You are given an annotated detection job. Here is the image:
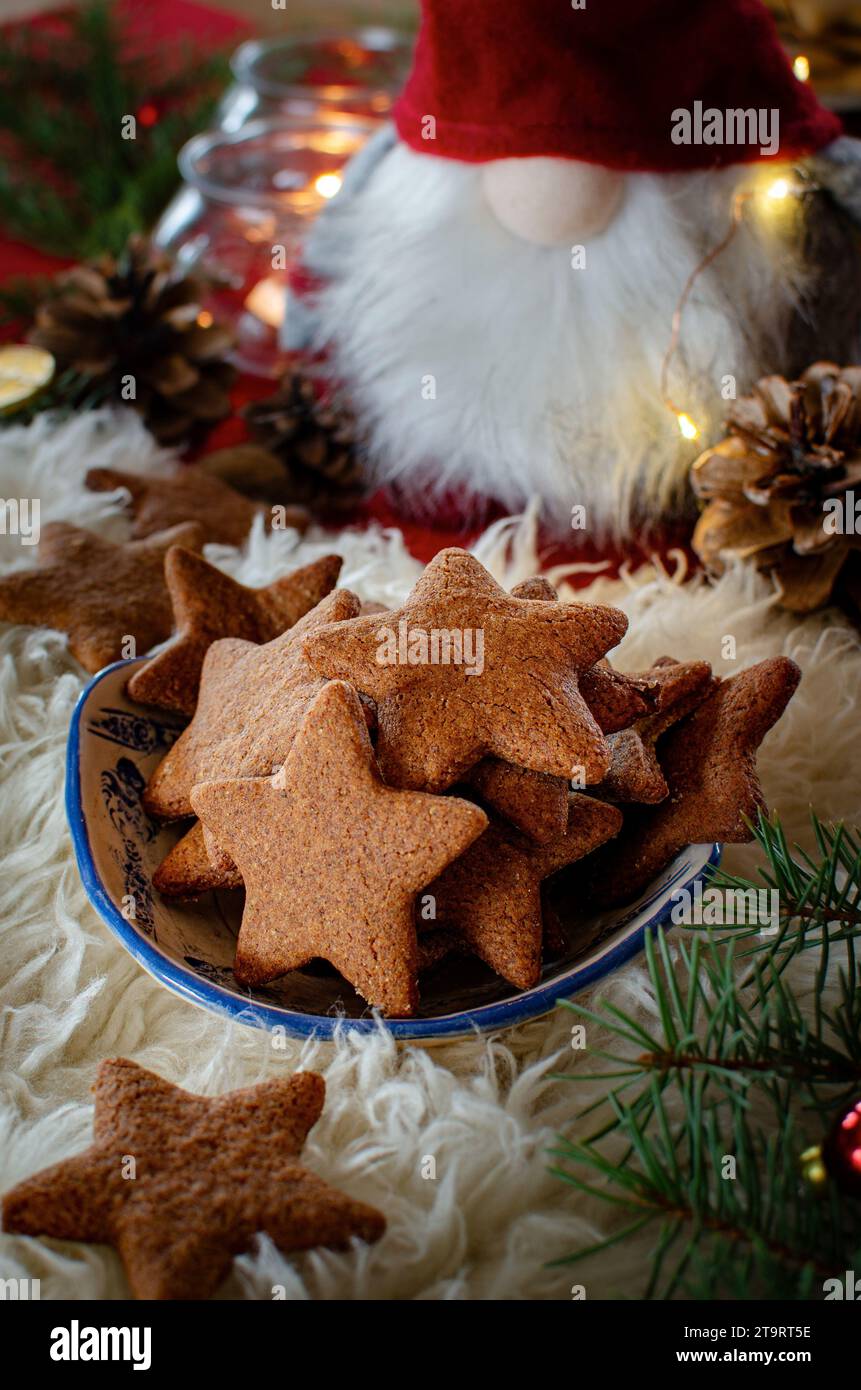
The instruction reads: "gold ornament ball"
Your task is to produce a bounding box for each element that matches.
[800,1144,829,1192]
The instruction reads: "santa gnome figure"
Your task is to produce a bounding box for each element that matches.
[298,0,861,536]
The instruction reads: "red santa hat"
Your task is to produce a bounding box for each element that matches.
[393,0,842,171]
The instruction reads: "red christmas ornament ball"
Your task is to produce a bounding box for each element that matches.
[823,1097,861,1197]
[136,103,159,129]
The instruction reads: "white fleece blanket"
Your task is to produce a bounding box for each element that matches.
[0,408,859,1301]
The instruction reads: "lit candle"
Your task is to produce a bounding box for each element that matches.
[244,276,287,329]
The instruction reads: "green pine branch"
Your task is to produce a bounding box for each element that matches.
[552,810,861,1298]
[0,1,230,259]
[551,1076,856,1299]
[706,813,861,960]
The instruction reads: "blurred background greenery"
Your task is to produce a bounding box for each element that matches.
[0,0,418,262]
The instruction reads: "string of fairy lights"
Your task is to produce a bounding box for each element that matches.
[661,172,815,441]
[663,43,819,442]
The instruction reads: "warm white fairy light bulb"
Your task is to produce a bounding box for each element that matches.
[676,412,700,441]
[664,174,813,436]
[315,173,343,199]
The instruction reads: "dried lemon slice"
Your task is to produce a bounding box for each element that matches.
[0,345,55,414]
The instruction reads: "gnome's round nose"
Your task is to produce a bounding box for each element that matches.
[481,158,625,244]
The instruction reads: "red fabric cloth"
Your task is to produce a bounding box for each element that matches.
[394,0,842,170]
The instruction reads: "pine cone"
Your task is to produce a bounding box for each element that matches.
[691,362,861,613]
[242,370,365,509]
[28,235,235,444]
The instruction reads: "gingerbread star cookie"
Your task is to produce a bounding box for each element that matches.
[425,794,623,989]
[462,577,651,840]
[153,820,243,897]
[143,587,361,821]
[595,657,716,804]
[302,549,625,793]
[580,660,657,733]
[0,520,204,673]
[191,681,488,1015]
[507,576,558,601]
[2,1060,385,1300]
[586,657,801,907]
[85,464,309,547]
[465,759,570,842]
[510,578,655,731]
[127,548,342,715]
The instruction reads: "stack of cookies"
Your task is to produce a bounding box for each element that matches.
[133,546,800,1018]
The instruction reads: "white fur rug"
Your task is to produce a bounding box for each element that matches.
[0,408,859,1301]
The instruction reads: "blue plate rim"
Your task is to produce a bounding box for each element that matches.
[65,658,723,1042]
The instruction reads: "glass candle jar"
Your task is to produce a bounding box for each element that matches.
[153,117,375,378]
[215,28,414,133]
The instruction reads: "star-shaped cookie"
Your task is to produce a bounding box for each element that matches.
[143,586,361,821]
[594,657,716,804]
[465,759,570,842]
[0,520,204,673]
[462,577,653,840]
[509,578,655,731]
[2,1059,385,1300]
[426,794,623,989]
[85,464,309,547]
[191,681,489,1015]
[580,660,657,733]
[302,548,625,792]
[127,548,342,715]
[153,820,243,897]
[586,656,801,907]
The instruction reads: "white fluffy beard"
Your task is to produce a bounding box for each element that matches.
[308,142,834,537]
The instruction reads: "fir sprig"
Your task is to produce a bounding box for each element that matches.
[552,810,861,1298]
[0,2,229,259]
[705,813,861,961]
[551,1077,857,1299]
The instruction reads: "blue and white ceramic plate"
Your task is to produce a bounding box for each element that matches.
[66,658,721,1043]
